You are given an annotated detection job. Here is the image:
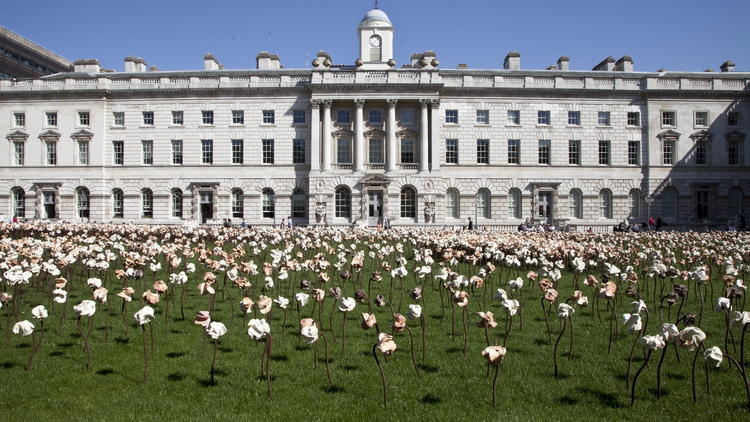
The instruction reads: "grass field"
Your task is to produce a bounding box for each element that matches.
[0,227,748,421]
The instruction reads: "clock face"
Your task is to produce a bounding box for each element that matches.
[369,36,382,47]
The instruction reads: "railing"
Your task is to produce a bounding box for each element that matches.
[365,163,385,170]
[332,163,352,170]
[399,163,418,170]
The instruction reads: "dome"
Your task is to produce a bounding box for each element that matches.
[359,9,392,28]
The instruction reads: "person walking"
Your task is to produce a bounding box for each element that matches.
[468,217,474,230]
[648,216,656,231]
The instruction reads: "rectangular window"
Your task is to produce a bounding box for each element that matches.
[476,109,489,124]
[696,191,710,220]
[336,110,350,124]
[201,139,213,164]
[232,110,244,124]
[262,139,274,164]
[369,138,384,164]
[113,141,124,165]
[142,140,153,165]
[507,110,520,125]
[695,141,708,165]
[78,141,89,165]
[598,140,611,165]
[142,111,154,126]
[400,109,415,123]
[231,139,244,164]
[202,110,214,125]
[171,140,183,164]
[369,110,383,124]
[78,111,90,126]
[293,110,306,124]
[662,140,675,165]
[45,142,56,165]
[627,112,640,126]
[337,139,352,164]
[13,141,24,166]
[661,111,675,127]
[628,141,640,165]
[597,111,611,126]
[728,141,742,165]
[728,111,740,127]
[171,111,183,125]
[694,111,708,128]
[538,139,551,164]
[46,112,57,127]
[476,139,489,164]
[507,139,520,164]
[568,111,581,126]
[293,138,305,164]
[445,109,458,124]
[537,110,551,125]
[445,139,458,164]
[113,112,125,126]
[568,140,580,165]
[401,139,415,163]
[14,112,25,127]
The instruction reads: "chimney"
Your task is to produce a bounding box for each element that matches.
[204,53,221,71]
[73,59,101,73]
[503,51,521,70]
[614,56,633,72]
[557,56,569,71]
[421,51,438,69]
[124,56,146,72]
[457,63,469,69]
[311,51,331,68]
[593,56,615,71]
[720,60,735,72]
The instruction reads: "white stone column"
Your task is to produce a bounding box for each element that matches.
[310,100,321,171]
[386,99,398,172]
[429,99,441,171]
[354,99,365,172]
[321,100,332,171]
[419,99,429,172]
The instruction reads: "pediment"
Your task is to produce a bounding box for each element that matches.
[656,129,681,141]
[724,130,746,143]
[359,174,392,186]
[70,129,94,142]
[364,127,386,137]
[6,129,29,142]
[331,128,354,138]
[396,128,417,138]
[38,129,61,142]
[689,130,711,142]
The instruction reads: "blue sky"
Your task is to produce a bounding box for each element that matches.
[3,0,749,72]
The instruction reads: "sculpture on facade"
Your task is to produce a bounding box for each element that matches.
[424,202,435,223]
[315,202,327,223]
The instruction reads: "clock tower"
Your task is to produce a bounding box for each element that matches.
[358,8,394,69]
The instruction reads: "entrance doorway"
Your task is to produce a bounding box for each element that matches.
[537,191,552,224]
[200,191,213,223]
[368,190,383,226]
[43,191,56,219]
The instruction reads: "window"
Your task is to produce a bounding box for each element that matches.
[400,139,415,163]
[12,188,25,218]
[14,112,25,127]
[142,189,153,218]
[172,140,183,164]
[695,140,708,165]
[597,111,611,126]
[369,138,384,164]
[293,138,305,164]
[369,110,382,124]
[446,188,459,219]
[728,187,743,218]
[201,110,214,125]
[171,189,183,218]
[232,189,244,218]
[400,109,415,124]
[113,112,125,126]
[293,110,306,124]
[202,139,213,164]
[171,111,183,125]
[569,189,582,219]
[231,139,244,164]
[113,141,124,165]
[76,188,89,218]
[78,111,90,126]
[628,141,640,165]
[477,139,489,164]
[445,109,458,124]
[507,139,520,164]
[445,139,458,164]
[598,140,611,165]
[728,111,740,127]
[476,109,489,124]
[46,112,57,127]
[13,141,24,166]
[694,111,708,128]
[662,187,678,219]
[337,139,352,163]
[400,186,416,218]
[538,140,551,164]
[662,140,675,165]
[507,110,520,125]
[537,110,551,125]
[78,141,89,165]
[568,140,580,165]
[142,140,153,165]
[45,141,56,165]
[629,189,641,218]
[477,188,491,218]
[567,111,580,126]
[696,191,710,220]
[508,189,522,219]
[335,186,351,218]
[232,110,244,124]
[142,111,154,126]
[336,110,350,124]
[262,189,275,218]
[627,112,640,126]
[292,189,306,218]
[599,189,612,219]
[728,140,742,165]
[661,111,675,127]
[262,139,274,164]
[112,189,124,218]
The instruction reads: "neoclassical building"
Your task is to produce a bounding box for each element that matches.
[0,8,748,229]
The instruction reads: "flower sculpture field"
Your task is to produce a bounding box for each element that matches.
[0,222,749,420]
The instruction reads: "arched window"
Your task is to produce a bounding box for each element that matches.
[76,187,90,218]
[662,187,678,219]
[446,188,459,219]
[112,189,124,218]
[171,189,183,218]
[401,186,417,218]
[232,189,244,218]
[569,189,582,219]
[599,189,613,219]
[142,189,153,218]
[262,188,275,219]
[335,186,351,218]
[292,188,306,218]
[508,188,522,219]
[11,187,24,218]
[478,188,491,219]
[629,189,641,218]
[728,187,743,219]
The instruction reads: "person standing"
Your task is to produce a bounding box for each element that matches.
[648,216,656,231]
[656,217,663,231]
[468,217,474,230]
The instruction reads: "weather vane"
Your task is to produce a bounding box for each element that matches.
[374,0,379,9]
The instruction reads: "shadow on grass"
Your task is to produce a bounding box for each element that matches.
[558,395,579,405]
[341,365,358,371]
[445,347,462,354]
[95,368,115,376]
[49,350,64,357]
[219,347,234,353]
[575,387,625,409]
[418,364,439,373]
[167,372,185,381]
[254,375,277,382]
[323,385,345,393]
[0,361,15,369]
[533,338,549,346]
[429,314,443,321]
[15,343,30,349]
[57,342,75,348]
[647,387,671,397]
[420,393,441,404]
[165,351,186,359]
[294,345,310,352]
[113,337,130,345]
[169,329,183,334]
[270,354,288,362]
[666,373,686,381]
